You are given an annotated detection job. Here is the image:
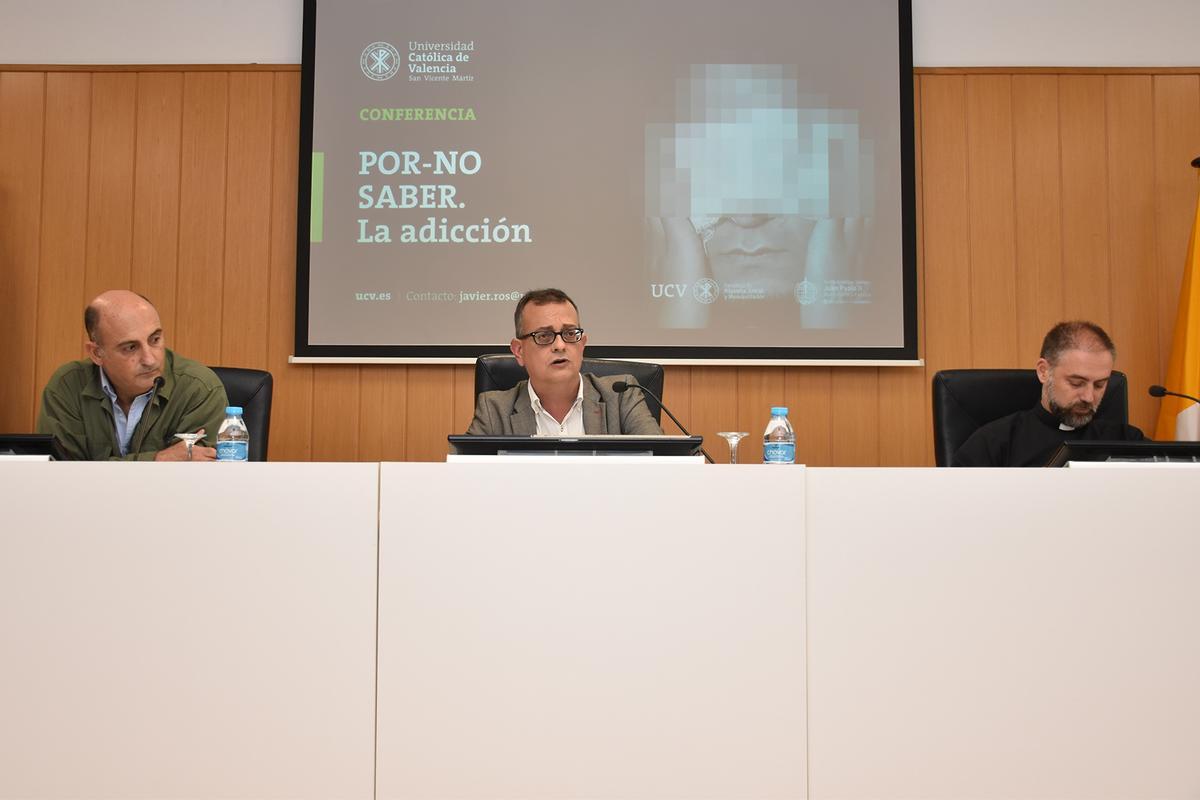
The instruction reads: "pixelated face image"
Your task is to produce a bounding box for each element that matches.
[701,214,816,298]
[646,64,872,299]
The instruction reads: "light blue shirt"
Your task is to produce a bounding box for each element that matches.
[99,370,156,456]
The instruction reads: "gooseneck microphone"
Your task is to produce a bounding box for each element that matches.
[612,380,715,464]
[1149,385,1200,405]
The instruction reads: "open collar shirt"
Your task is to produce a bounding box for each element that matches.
[526,376,586,436]
[98,369,156,456]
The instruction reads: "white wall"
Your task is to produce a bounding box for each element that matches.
[0,0,1197,67]
[912,0,1200,66]
[0,0,302,65]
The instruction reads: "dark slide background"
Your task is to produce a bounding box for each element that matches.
[297,0,916,360]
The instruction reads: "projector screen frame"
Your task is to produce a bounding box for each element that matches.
[293,0,918,365]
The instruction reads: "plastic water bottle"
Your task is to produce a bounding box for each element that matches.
[216,406,250,462]
[762,406,796,464]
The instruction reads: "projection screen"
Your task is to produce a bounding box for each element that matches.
[295,0,917,363]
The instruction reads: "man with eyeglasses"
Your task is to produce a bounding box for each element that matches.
[466,288,663,436]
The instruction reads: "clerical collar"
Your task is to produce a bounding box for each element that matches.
[1033,403,1078,432]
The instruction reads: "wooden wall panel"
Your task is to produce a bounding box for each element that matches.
[2,65,1198,462]
[659,365,692,437]
[1011,75,1065,358]
[0,72,45,431]
[964,75,1019,366]
[406,366,454,461]
[130,72,182,333]
[265,70,312,462]
[689,366,738,462]
[1105,76,1160,431]
[33,74,90,413]
[451,363,476,436]
[359,366,408,461]
[83,74,136,301]
[919,75,973,380]
[357,364,386,459]
[734,367,786,465]
[383,367,412,461]
[878,367,929,466]
[830,368,880,466]
[175,72,227,365]
[221,72,273,369]
[311,365,360,460]
[1058,76,1112,325]
[786,368,832,466]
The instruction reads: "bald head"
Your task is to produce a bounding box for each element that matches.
[84,290,166,406]
[85,290,157,345]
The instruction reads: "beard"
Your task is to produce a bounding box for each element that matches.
[1046,382,1098,428]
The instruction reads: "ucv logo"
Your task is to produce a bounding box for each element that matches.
[650,283,688,299]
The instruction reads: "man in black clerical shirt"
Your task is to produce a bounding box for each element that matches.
[952,321,1146,467]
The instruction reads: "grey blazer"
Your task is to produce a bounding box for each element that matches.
[466,373,663,436]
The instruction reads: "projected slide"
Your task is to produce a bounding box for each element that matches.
[299,0,914,359]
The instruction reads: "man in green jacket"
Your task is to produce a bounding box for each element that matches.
[36,290,228,461]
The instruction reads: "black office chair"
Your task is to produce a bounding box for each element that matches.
[211,366,274,461]
[931,368,1128,467]
[474,354,666,424]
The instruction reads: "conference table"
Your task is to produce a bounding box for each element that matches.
[2,461,1198,799]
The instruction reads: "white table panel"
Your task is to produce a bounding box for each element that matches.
[806,467,1200,800]
[378,463,808,800]
[0,462,379,800]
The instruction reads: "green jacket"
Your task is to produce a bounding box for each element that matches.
[36,350,229,461]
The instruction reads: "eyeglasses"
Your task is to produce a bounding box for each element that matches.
[519,327,585,346]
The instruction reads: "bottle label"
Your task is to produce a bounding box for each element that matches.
[216,441,249,461]
[763,442,795,464]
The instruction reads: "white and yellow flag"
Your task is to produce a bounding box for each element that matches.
[1155,181,1200,441]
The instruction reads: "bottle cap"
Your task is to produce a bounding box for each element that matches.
[225,406,244,415]
[770,406,788,416]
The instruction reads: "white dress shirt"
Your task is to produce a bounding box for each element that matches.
[526,377,585,436]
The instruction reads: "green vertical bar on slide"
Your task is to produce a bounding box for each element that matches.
[310,152,325,242]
